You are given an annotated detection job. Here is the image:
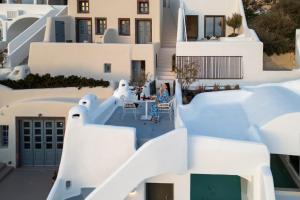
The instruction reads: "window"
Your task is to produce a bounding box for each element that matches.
[95,18,107,35]
[0,125,8,147]
[104,63,111,73]
[119,19,130,36]
[78,0,89,13]
[204,16,225,38]
[138,0,149,14]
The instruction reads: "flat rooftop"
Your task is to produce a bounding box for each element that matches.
[105,104,174,147]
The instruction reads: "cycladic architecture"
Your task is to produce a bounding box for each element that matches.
[0,0,300,200]
[23,0,300,86]
[44,79,300,200]
[0,0,67,80]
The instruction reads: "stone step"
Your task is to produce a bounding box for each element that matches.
[65,187,95,200]
[81,188,95,198]
[157,68,173,73]
[157,72,176,77]
[0,164,13,182]
[157,75,176,81]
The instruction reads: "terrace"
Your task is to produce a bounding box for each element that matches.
[105,103,175,147]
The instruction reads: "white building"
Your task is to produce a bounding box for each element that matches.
[44,79,300,200]
[0,0,300,199]
[23,0,300,86]
[0,1,67,80]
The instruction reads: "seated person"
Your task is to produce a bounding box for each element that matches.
[150,83,170,121]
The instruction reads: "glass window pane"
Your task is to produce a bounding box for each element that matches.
[24,143,30,149]
[34,122,41,128]
[24,136,30,142]
[46,129,52,135]
[23,122,30,128]
[35,143,42,149]
[56,122,64,128]
[46,122,53,128]
[57,136,64,142]
[205,17,214,37]
[46,136,52,142]
[57,129,64,135]
[57,143,63,149]
[35,129,41,135]
[46,144,52,149]
[35,136,41,142]
[24,129,30,135]
[215,17,224,37]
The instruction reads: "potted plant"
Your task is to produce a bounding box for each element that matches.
[226,13,242,37]
[175,62,199,90]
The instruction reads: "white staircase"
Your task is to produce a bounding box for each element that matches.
[157,7,177,82]
[162,7,177,48]
[157,48,176,80]
[6,6,67,68]
[86,128,187,200]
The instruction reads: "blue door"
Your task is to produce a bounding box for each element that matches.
[20,119,65,166]
[55,21,65,42]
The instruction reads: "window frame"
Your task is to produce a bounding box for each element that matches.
[0,125,9,148]
[104,63,112,73]
[118,18,131,36]
[77,0,90,14]
[204,15,226,38]
[137,0,149,14]
[95,17,107,35]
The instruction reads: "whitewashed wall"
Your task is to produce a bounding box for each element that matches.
[0,86,114,166]
[183,0,243,38]
[29,42,159,82]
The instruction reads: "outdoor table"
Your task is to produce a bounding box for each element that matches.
[136,99,156,120]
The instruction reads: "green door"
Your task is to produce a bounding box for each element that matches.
[190,174,241,200]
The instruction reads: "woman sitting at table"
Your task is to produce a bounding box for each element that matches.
[150,83,170,122]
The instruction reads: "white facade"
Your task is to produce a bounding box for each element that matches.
[0,1,300,200]
[44,79,300,200]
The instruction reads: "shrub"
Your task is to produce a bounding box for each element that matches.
[175,62,199,90]
[0,74,110,89]
[234,84,240,90]
[226,13,243,37]
[224,85,232,90]
[213,83,221,91]
[197,85,206,93]
[250,11,296,55]
[247,0,300,55]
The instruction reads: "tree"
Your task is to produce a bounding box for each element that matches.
[175,62,199,90]
[226,13,243,37]
[250,11,296,55]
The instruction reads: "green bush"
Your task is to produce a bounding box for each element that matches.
[246,0,300,55]
[250,11,296,55]
[0,74,110,89]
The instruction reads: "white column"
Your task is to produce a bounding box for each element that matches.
[296,29,300,68]
[34,0,38,4]
[6,0,12,4]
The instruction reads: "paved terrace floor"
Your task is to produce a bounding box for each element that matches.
[0,167,55,200]
[105,104,174,147]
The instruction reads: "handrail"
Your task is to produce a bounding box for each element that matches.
[7,6,67,67]
[8,9,56,53]
[86,128,187,200]
[181,1,187,42]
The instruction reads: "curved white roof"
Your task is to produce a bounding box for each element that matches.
[180,79,300,141]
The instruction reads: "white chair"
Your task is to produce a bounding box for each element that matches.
[120,95,138,120]
[157,97,174,121]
